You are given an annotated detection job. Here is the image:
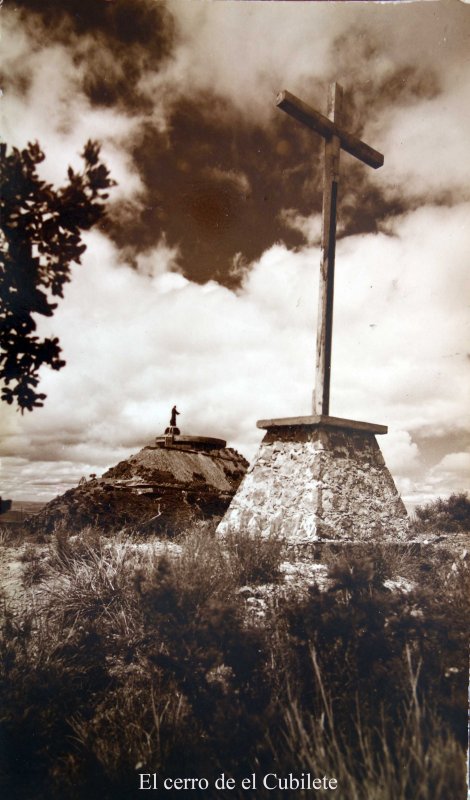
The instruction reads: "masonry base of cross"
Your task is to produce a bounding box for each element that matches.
[218,415,409,542]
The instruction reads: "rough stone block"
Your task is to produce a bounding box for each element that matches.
[218,418,408,543]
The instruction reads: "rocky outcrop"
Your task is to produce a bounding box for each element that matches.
[26,435,248,536]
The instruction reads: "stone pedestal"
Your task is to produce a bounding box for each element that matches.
[218,415,408,542]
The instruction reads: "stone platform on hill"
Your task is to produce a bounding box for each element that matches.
[218,415,409,543]
[26,431,248,536]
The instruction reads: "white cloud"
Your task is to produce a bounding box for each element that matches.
[376,70,470,203]
[279,210,322,246]
[2,198,469,502]
[1,2,469,508]
[141,0,470,141]
[1,13,143,200]
[403,449,470,510]
[142,1,335,123]
[437,452,470,474]
[330,203,470,428]
[381,430,421,477]
[134,239,182,279]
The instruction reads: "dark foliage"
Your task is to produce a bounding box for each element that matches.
[135,557,273,777]
[282,554,468,749]
[414,492,470,532]
[224,529,285,585]
[0,140,114,411]
[0,533,467,799]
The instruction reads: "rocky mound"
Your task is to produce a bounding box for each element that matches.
[26,434,248,536]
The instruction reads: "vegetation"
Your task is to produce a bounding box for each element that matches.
[0,523,467,799]
[413,491,470,533]
[0,140,114,411]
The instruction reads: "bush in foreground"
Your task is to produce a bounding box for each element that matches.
[0,526,467,799]
[413,491,470,533]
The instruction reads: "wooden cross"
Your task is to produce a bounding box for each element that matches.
[276,84,384,416]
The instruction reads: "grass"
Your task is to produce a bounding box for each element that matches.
[0,520,468,800]
[224,527,285,586]
[0,526,23,547]
[272,653,466,800]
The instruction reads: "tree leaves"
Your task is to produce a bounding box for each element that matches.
[0,140,115,411]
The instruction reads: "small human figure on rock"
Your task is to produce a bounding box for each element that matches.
[170,405,180,427]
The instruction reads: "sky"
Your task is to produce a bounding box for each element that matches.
[1,0,469,509]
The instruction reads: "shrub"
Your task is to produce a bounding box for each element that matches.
[0,530,273,796]
[22,554,48,587]
[0,528,467,799]
[413,492,470,532]
[48,527,104,569]
[133,544,273,775]
[20,542,39,563]
[223,528,285,585]
[169,527,236,606]
[0,526,22,547]
[269,656,466,800]
[45,542,138,628]
[278,553,469,749]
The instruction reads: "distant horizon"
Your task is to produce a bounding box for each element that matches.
[5,434,460,516]
[1,0,469,508]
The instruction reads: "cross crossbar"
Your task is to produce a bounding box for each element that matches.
[276,89,383,169]
[276,83,384,417]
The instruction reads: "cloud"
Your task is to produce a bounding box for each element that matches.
[11,0,175,111]
[327,211,470,485]
[5,0,470,290]
[1,1,469,509]
[1,230,317,498]
[377,70,470,205]
[0,12,144,201]
[406,450,470,510]
[280,209,326,247]
[2,194,469,502]
[437,452,470,474]
[381,430,421,477]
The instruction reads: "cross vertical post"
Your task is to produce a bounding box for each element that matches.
[314,83,342,415]
[276,83,383,418]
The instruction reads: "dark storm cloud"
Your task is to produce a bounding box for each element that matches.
[7,2,456,287]
[104,88,411,286]
[94,13,446,287]
[329,25,441,122]
[104,96,312,285]
[4,0,470,504]
[12,0,175,110]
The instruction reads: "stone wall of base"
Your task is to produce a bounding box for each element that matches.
[218,425,409,543]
